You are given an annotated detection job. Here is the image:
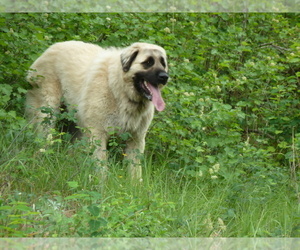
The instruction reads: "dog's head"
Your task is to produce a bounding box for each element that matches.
[120,43,169,112]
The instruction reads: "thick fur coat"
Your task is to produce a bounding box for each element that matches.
[25,41,169,180]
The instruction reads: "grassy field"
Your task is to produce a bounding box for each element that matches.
[1,127,299,237]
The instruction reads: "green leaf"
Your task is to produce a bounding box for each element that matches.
[88,205,100,217]
[88,218,107,231]
[67,181,79,189]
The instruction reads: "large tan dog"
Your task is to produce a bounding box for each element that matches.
[25,41,169,181]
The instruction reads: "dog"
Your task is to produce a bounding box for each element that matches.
[25,41,169,181]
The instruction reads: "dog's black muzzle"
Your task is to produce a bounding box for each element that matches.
[157,71,169,85]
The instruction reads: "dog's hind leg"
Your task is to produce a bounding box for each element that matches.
[25,74,62,135]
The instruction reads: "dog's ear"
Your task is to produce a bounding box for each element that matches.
[121,46,139,72]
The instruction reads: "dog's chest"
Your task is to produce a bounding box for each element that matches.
[107,105,153,134]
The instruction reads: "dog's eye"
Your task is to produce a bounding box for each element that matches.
[160,57,166,68]
[143,57,154,68]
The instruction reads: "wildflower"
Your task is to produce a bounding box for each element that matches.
[209,168,214,174]
[204,214,213,231]
[198,170,203,177]
[241,76,247,81]
[184,58,190,63]
[183,92,190,96]
[270,62,276,66]
[211,175,218,179]
[170,18,177,22]
[39,148,46,153]
[212,163,220,172]
[106,17,111,21]
[164,27,171,33]
[47,134,54,145]
[170,6,177,11]
[218,218,227,231]
[106,5,111,10]
[139,178,143,183]
[216,85,221,92]
[44,36,50,40]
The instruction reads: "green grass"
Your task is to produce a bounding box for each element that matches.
[0,128,299,237]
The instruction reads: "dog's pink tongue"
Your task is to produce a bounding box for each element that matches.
[147,83,165,112]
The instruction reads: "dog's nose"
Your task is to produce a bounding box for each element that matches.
[158,72,169,84]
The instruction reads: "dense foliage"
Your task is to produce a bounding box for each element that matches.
[0,13,299,237]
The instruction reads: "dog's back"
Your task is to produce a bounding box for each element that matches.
[27,41,103,107]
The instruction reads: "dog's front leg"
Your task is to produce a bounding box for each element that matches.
[91,134,109,181]
[125,137,145,182]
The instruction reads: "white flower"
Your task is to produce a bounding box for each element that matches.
[211,175,218,179]
[39,148,46,153]
[212,163,220,172]
[47,134,54,145]
[106,17,111,21]
[218,218,227,231]
[164,27,171,33]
